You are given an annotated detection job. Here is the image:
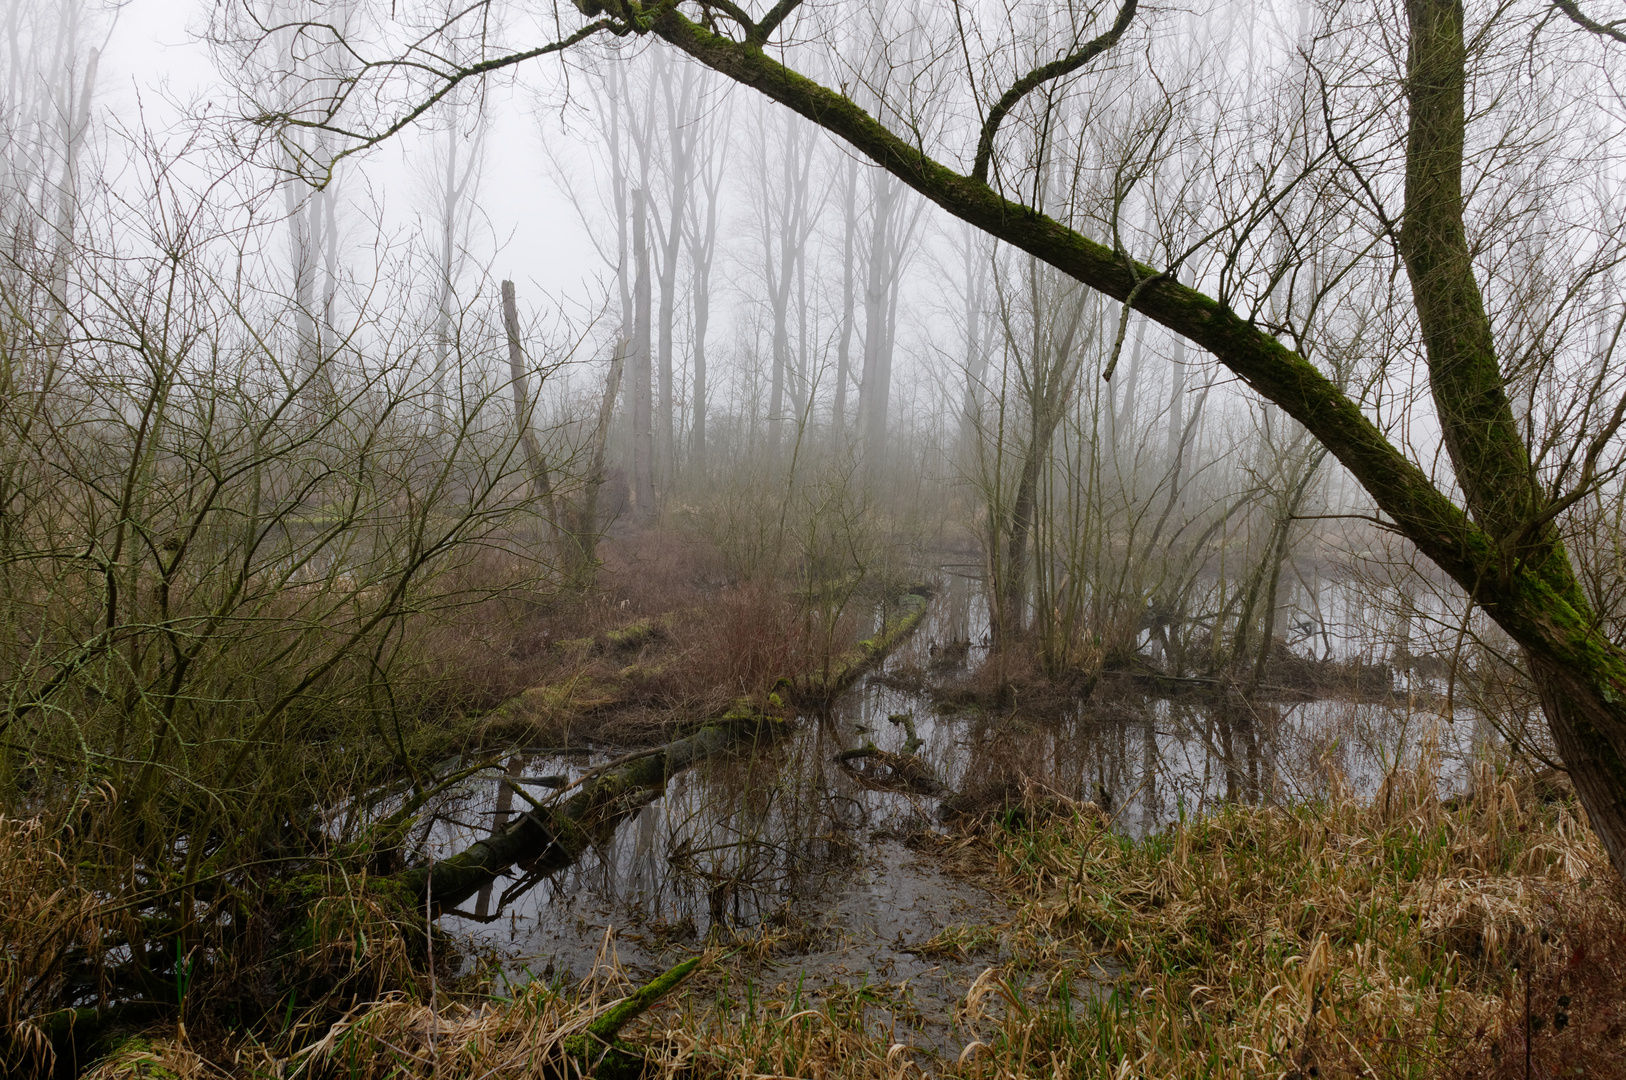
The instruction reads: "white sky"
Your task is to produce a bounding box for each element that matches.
[97,0,605,308]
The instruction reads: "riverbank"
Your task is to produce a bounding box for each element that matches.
[54,752,1625,1078]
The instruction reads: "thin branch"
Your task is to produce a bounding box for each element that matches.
[750,0,805,44]
[265,20,617,184]
[971,0,1137,185]
[1553,0,1626,44]
[1101,269,1164,381]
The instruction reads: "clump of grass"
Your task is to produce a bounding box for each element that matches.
[972,753,1624,1078]
[909,923,1006,961]
[1,805,109,1075]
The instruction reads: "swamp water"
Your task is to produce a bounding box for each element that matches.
[411,568,1498,1052]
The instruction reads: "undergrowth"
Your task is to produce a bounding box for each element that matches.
[26,745,1622,1078]
[968,755,1626,1078]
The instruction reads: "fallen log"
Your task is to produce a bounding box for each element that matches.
[782,585,933,707]
[394,586,935,912]
[398,708,788,912]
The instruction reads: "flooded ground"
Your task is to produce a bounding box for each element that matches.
[412,566,1501,1053]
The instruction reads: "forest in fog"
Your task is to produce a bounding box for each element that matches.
[5,0,1626,1074]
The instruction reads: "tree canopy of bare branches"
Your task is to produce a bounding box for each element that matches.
[219,0,1626,875]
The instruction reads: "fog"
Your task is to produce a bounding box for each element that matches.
[5,0,1626,1072]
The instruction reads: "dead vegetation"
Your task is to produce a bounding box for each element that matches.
[476,531,875,749]
[0,496,921,1070]
[18,735,1623,1078]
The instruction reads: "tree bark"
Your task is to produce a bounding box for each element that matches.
[501,280,558,531]
[1396,0,1626,869]
[634,5,1626,873]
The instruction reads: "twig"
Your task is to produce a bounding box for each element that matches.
[426,860,439,1080]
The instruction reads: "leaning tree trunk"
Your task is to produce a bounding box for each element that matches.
[1398,0,1626,871]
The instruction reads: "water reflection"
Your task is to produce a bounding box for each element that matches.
[409,566,1506,1011]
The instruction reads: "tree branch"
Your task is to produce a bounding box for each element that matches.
[750,0,805,44]
[1554,0,1626,44]
[971,0,1137,185]
[263,20,618,184]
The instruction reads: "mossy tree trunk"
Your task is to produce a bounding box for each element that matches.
[564,0,1626,870]
[1395,0,1626,871]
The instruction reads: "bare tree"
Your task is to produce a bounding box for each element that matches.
[631,184,655,522]
[685,82,729,473]
[752,101,819,456]
[652,51,697,478]
[235,0,1626,873]
[429,104,486,427]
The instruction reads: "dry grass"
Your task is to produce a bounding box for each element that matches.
[1,810,107,1075]
[23,747,1626,1078]
[631,749,1625,1079]
[967,751,1626,1078]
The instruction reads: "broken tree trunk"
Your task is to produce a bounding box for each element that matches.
[502,279,559,534]
[566,340,625,584]
[836,745,951,797]
[836,709,951,796]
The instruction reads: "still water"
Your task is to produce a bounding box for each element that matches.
[410,565,1500,1047]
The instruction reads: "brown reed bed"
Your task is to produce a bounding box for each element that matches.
[15,741,1624,1078]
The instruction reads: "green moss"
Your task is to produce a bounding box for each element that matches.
[560,1033,649,1079]
[604,618,662,652]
